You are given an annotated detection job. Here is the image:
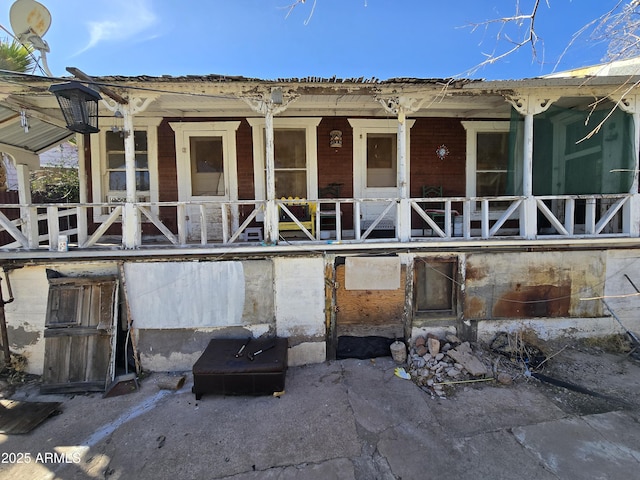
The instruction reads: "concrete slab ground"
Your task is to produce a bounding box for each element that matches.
[1,356,640,480]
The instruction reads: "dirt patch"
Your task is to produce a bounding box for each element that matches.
[444,333,640,416]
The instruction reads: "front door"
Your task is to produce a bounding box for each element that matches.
[350,119,413,233]
[170,121,241,242]
[359,132,398,229]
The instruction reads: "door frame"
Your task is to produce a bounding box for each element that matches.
[348,118,415,224]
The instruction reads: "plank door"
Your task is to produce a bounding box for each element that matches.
[42,276,119,393]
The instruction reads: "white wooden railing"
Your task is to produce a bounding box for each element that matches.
[0,193,635,251]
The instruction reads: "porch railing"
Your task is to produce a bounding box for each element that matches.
[0,193,634,251]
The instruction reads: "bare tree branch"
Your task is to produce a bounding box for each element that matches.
[283,0,317,25]
[461,0,545,77]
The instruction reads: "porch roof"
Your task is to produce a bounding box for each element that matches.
[1,70,639,161]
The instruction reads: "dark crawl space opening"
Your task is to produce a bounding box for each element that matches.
[336,336,394,360]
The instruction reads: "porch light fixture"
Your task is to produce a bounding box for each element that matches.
[330,130,343,148]
[49,81,102,134]
[271,87,283,105]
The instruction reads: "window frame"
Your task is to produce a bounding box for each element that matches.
[348,118,414,196]
[462,120,512,217]
[169,121,240,201]
[90,117,162,222]
[247,117,321,202]
[413,256,459,319]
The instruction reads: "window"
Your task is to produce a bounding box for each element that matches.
[476,132,509,196]
[89,117,162,221]
[462,121,516,215]
[414,258,457,317]
[106,130,150,196]
[190,136,224,196]
[367,133,397,187]
[248,118,320,201]
[273,128,307,198]
[169,121,240,201]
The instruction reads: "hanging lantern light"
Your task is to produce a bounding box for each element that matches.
[49,81,101,134]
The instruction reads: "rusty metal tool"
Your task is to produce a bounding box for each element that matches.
[248,342,276,361]
[235,337,252,358]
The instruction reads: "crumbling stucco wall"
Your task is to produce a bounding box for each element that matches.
[465,250,605,321]
[2,267,47,375]
[603,249,640,334]
[133,260,275,371]
[3,262,118,375]
[274,257,326,366]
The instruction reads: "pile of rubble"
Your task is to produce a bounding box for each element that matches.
[404,334,494,398]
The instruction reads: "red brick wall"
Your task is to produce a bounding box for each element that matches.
[83,116,469,235]
[409,118,466,197]
[236,119,255,200]
[318,117,353,198]
[316,117,467,198]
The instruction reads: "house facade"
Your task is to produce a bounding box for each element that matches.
[1,68,639,391]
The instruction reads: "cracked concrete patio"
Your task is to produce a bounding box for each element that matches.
[1,356,640,479]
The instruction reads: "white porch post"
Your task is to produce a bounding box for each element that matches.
[264,107,278,244]
[16,163,38,248]
[121,103,139,249]
[507,94,557,240]
[616,94,640,237]
[103,97,154,249]
[396,108,410,241]
[243,89,294,245]
[378,96,422,241]
[2,149,39,247]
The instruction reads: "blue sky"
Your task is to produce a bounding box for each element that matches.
[0,0,623,80]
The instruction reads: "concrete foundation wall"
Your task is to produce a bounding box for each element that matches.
[603,249,640,334]
[133,259,275,371]
[3,267,48,375]
[274,257,327,366]
[4,248,640,376]
[465,250,605,320]
[3,262,118,375]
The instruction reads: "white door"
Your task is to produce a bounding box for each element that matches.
[170,121,240,242]
[359,131,397,227]
[349,119,414,230]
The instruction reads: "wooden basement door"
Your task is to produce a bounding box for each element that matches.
[334,262,405,339]
[42,276,119,394]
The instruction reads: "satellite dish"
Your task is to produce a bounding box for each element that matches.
[9,0,51,38]
[8,0,53,76]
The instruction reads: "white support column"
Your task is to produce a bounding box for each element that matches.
[264,108,278,244]
[615,94,640,236]
[396,111,410,241]
[104,97,154,249]
[243,89,295,245]
[121,103,139,248]
[15,163,39,248]
[507,94,558,240]
[378,96,424,241]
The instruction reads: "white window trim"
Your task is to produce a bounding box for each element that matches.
[90,117,162,222]
[461,120,512,217]
[169,121,240,201]
[247,117,321,201]
[348,118,415,196]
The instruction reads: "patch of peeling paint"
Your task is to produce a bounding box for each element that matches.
[7,325,41,347]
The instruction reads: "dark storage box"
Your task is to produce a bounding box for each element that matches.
[192,337,288,399]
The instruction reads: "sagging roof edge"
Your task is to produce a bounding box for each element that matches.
[5,70,640,94]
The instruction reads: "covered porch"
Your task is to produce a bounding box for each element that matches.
[0,73,638,254]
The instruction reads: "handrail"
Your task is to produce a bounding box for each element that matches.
[0,192,633,251]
